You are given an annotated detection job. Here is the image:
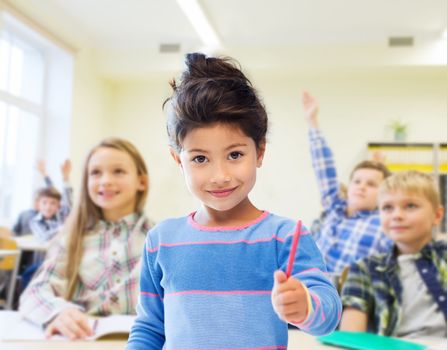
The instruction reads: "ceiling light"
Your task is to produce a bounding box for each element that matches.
[177,0,221,50]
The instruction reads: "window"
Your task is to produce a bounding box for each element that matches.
[0,11,73,225]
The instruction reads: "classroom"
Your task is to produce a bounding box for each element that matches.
[0,1,447,349]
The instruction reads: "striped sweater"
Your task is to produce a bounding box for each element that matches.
[126,212,341,349]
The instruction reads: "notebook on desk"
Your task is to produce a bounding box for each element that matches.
[317,331,426,350]
[0,311,135,341]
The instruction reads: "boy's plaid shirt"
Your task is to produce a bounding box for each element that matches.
[308,128,392,273]
[341,240,447,336]
[19,213,151,326]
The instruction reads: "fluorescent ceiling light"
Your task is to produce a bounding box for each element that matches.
[177,0,221,50]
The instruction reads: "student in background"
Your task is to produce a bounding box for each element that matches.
[340,171,446,337]
[14,160,73,291]
[29,159,73,242]
[19,138,151,340]
[309,182,347,237]
[302,91,392,274]
[126,53,341,350]
[12,160,57,236]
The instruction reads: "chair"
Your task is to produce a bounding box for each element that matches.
[0,225,13,239]
[0,236,21,310]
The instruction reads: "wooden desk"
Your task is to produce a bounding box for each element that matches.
[13,235,49,252]
[0,331,323,350]
[0,341,126,350]
[1,331,443,350]
[1,310,443,350]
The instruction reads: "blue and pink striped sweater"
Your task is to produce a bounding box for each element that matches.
[126,212,341,349]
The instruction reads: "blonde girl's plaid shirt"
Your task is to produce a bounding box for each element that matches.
[308,128,392,273]
[341,241,447,336]
[19,213,151,327]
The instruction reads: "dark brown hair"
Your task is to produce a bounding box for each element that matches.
[350,160,391,180]
[165,53,268,152]
[36,187,61,201]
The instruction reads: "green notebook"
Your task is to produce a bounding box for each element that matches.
[317,331,426,350]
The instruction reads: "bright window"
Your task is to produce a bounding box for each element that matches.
[0,12,73,224]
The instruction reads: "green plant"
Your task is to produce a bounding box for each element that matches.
[388,119,407,133]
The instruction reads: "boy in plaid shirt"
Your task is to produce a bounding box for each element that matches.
[340,171,447,337]
[29,159,73,242]
[302,91,392,274]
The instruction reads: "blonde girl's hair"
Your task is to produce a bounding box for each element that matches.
[378,170,440,210]
[65,137,149,300]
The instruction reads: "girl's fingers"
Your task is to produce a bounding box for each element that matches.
[44,309,93,340]
[75,316,94,337]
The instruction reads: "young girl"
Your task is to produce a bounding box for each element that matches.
[126,53,341,349]
[19,138,151,340]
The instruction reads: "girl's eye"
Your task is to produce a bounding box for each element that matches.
[407,203,418,209]
[90,169,100,176]
[114,168,125,174]
[229,151,242,160]
[192,155,207,164]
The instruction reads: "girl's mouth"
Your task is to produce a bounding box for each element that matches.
[208,187,237,198]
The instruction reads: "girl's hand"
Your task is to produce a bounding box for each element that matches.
[301,91,319,129]
[44,308,94,340]
[271,270,309,324]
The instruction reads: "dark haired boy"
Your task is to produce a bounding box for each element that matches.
[30,186,71,241]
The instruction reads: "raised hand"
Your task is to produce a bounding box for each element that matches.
[371,150,386,164]
[36,159,47,177]
[301,91,319,129]
[61,159,72,182]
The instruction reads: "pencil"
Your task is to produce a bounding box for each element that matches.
[286,220,302,278]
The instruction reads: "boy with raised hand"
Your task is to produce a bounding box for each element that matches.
[12,160,54,236]
[340,171,446,337]
[302,91,392,273]
[29,159,73,242]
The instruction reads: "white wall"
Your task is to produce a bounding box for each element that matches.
[104,67,447,227]
[69,49,114,196]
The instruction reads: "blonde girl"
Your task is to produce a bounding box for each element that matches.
[19,138,151,340]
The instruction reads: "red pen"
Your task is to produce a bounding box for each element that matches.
[286,220,302,278]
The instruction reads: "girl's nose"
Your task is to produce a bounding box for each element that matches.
[100,173,112,185]
[210,163,231,184]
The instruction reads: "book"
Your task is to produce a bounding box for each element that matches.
[88,314,135,340]
[0,311,135,341]
[317,331,426,350]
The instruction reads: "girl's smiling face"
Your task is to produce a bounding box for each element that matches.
[171,123,265,225]
[88,147,146,221]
